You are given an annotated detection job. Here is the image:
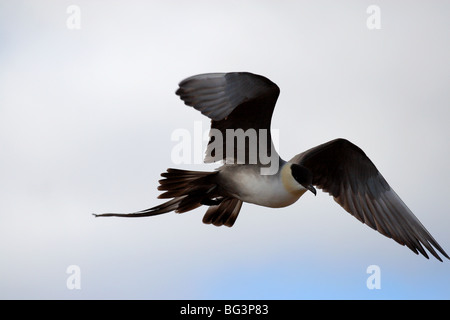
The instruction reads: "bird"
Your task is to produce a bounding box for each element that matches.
[95,72,449,261]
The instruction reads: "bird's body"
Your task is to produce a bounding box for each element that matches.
[216,161,307,208]
[95,72,449,261]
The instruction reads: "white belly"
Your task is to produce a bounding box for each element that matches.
[217,163,307,208]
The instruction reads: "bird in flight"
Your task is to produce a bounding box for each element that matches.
[95,72,448,261]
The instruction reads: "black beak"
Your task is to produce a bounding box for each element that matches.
[307,184,317,196]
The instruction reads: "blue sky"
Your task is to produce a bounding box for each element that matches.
[0,0,449,299]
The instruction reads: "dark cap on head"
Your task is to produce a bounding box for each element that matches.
[290,164,316,195]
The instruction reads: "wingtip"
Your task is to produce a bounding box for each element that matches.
[438,250,450,262]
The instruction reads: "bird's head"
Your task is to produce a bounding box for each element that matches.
[290,164,317,196]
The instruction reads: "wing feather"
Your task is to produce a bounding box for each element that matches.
[292,138,448,261]
[176,72,281,164]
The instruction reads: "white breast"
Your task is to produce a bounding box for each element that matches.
[217,163,307,208]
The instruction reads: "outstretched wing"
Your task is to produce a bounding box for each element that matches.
[176,72,280,165]
[291,138,449,261]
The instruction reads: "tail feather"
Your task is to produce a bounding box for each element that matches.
[93,197,185,218]
[203,198,243,227]
[157,168,213,199]
[94,168,243,226]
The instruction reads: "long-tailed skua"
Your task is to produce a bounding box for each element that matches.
[95,72,449,261]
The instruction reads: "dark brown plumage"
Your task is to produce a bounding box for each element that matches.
[95,72,449,261]
[291,138,449,261]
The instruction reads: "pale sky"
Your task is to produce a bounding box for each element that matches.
[1,0,449,299]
